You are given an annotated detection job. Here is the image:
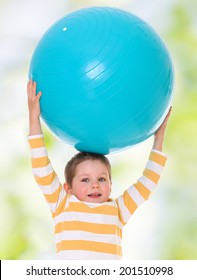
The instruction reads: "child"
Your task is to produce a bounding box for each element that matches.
[27,80,171,260]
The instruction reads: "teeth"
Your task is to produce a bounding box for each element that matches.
[88,194,101,197]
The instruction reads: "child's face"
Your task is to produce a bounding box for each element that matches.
[65,159,112,203]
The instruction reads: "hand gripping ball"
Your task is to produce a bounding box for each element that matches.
[29,7,174,154]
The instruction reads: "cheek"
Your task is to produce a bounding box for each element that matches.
[73,184,87,197]
[108,185,112,195]
[103,185,111,195]
[108,187,112,195]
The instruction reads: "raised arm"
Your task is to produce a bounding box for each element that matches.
[27,80,66,215]
[116,108,172,225]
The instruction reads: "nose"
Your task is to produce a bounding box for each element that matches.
[91,180,99,189]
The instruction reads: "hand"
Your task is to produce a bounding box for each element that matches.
[153,106,172,151]
[27,80,43,135]
[154,106,172,139]
[27,80,42,118]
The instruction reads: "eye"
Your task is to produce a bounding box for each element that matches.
[81,178,89,182]
[98,177,106,182]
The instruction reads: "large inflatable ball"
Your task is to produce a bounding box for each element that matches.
[29,7,174,154]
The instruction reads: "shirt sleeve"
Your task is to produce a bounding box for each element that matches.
[115,149,167,225]
[28,134,67,216]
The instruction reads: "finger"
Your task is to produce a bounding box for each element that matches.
[31,81,37,97]
[166,107,172,120]
[167,106,172,115]
[163,107,172,121]
[28,81,36,98]
[161,110,172,128]
[36,91,42,99]
[27,80,32,95]
[32,81,36,91]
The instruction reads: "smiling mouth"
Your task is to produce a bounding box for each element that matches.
[87,193,102,198]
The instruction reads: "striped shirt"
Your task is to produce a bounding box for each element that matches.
[28,134,167,259]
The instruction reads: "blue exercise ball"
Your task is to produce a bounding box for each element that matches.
[29,7,174,154]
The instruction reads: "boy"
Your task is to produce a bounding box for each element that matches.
[27,80,171,259]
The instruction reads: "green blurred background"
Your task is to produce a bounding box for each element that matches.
[0,0,196,260]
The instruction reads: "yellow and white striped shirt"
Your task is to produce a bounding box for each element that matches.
[28,134,167,260]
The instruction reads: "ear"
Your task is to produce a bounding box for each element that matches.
[63,183,72,194]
